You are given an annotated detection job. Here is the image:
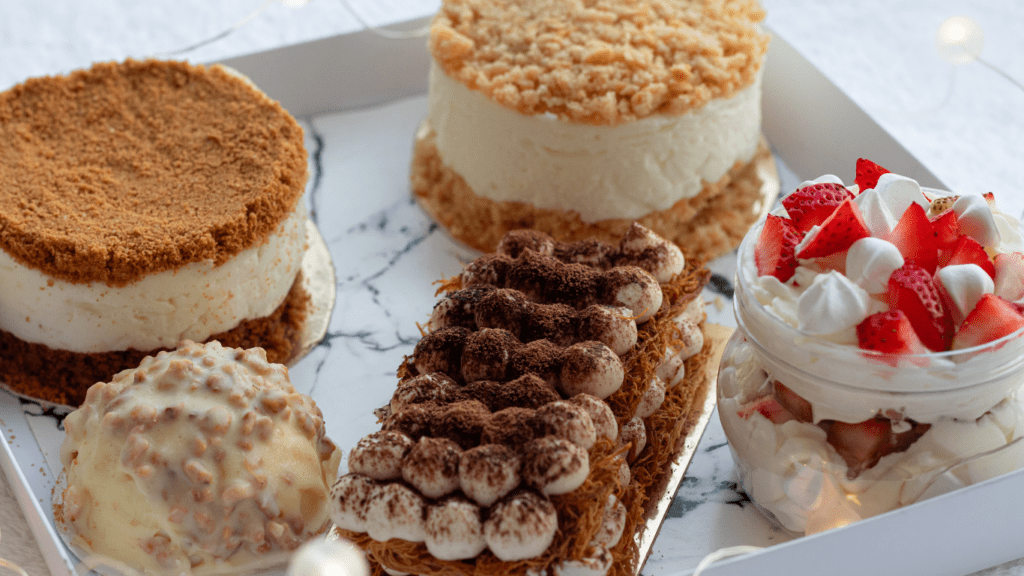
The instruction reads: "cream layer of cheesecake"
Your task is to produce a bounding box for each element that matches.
[427,62,763,222]
[0,202,307,354]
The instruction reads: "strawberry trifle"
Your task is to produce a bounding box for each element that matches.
[718,159,1024,534]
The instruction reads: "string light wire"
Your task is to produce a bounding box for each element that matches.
[156,0,429,59]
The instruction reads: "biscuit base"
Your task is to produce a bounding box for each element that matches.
[0,274,310,407]
[412,124,772,261]
[336,264,713,576]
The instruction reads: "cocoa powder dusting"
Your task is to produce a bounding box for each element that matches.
[473,289,527,336]
[413,327,471,380]
[507,342,563,384]
[480,407,539,447]
[431,400,491,449]
[460,329,520,383]
[460,374,560,413]
[0,59,307,286]
[518,304,577,346]
[404,436,462,482]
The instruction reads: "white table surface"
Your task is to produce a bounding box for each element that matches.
[1,1,1022,575]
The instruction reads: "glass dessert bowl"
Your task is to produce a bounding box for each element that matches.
[717,159,1024,535]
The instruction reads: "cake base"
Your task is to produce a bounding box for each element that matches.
[0,276,309,407]
[411,122,777,261]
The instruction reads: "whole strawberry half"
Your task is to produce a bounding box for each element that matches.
[952,293,1024,350]
[856,309,930,363]
[887,263,954,351]
[889,203,939,274]
[941,235,995,278]
[795,199,871,259]
[755,215,804,282]
[855,158,890,192]
[781,183,854,232]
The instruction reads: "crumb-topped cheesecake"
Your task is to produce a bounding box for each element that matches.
[331,224,713,576]
[0,59,310,406]
[413,0,770,259]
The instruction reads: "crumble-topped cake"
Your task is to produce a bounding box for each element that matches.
[331,224,712,576]
[0,59,310,406]
[412,0,771,259]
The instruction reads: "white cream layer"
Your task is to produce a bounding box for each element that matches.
[0,202,307,354]
[427,62,763,222]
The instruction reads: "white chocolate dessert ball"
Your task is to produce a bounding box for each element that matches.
[59,341,341,576]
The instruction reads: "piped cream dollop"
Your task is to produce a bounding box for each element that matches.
[796,271,871,337]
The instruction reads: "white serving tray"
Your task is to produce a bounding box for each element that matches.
[2,16,1022,576]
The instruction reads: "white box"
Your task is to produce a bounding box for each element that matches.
[2,17,1021,576]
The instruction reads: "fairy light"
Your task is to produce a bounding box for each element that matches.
[935,16,983,65]
[286,539,370,576]
[935,16,1024,93]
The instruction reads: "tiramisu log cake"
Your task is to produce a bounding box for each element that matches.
[0,60,310,406]
[413,0,771,259]
[331,224,712,576]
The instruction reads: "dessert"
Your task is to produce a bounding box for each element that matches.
[56,340,341,575]
[0,59,310,406]
[718,159,1024,534]
[330,224,712,576]
[412,0,771,259]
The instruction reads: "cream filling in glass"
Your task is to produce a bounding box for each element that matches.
[427,62,763,222]
[0,202,307,354]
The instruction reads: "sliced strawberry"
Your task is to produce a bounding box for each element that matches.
[952,294,1024,350]
[888,203,939,273]
[755,215,804,282]
[983,192,997,209]
[795,199,871,259]
[994,252,1024,302]
[856,310,930,363]
[855,158,890,192]
[929,208,960,251]
[941,235,996,279]
[887,263,954,351]
[781,183,854,232]
[737,396,794,424]
[773,381,812,423]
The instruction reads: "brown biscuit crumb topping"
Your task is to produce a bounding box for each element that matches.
[0,59,307,286]
[429,0,769,124]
